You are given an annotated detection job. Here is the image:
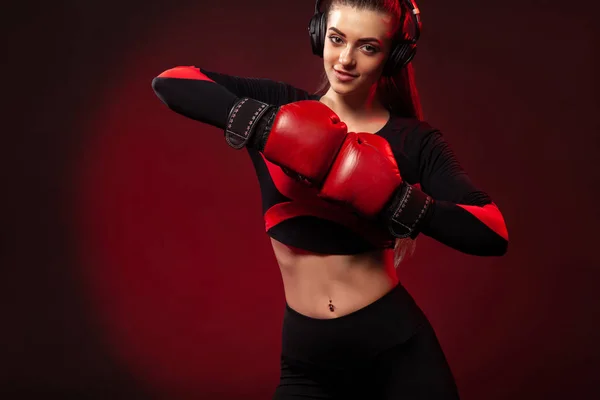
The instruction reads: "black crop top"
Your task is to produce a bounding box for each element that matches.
[152,67,509,256]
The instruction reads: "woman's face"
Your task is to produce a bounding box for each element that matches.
[323,5,397,96]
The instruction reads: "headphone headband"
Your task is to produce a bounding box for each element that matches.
[315,0,421,33]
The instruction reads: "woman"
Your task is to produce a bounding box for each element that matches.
[151,0,509,398]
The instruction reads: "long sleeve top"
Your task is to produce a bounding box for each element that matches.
[152,66,509,256]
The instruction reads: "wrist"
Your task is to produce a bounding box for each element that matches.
[224,97,274,150]
[381,182,433,239]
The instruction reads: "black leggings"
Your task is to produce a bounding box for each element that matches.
[273,283,460,399]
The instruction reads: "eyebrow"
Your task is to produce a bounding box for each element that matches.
[327,27,382,44]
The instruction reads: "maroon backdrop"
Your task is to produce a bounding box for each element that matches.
[2,0,599,399]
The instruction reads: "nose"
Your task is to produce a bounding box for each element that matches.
[338,45,355,68]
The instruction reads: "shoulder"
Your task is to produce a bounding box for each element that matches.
[385,115,436,134]
[380,115,440,147]
[379,114,450,166]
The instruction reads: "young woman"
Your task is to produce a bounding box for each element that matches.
[151,0,509,398]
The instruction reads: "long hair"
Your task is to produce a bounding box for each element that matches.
[314,0,423,268]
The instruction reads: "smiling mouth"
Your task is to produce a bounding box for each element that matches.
[334,69,357,77]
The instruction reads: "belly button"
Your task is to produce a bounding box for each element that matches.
[328,299,335,312]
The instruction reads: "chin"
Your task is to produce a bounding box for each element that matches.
[330,82,352,95]
[328,75,359,95]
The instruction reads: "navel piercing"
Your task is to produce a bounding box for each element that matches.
[328,299,335,312]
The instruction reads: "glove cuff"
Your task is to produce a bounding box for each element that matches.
[383,183,433,239]
[225,97,273,150]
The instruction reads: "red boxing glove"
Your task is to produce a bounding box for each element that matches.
[318,132,403,218]
[261,101,348,184]
[228,97,430,236]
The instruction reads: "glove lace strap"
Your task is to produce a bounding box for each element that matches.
[386,183,433,238]
[251,107,278,152]
[225,98,272,149]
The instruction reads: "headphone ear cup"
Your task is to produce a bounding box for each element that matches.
[308,12,326,57]
[402,44,417,65]
[383,44,401,77]
[383,42,416,76]
[317,12,327,57]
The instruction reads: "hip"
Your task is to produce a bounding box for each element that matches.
[280,282,429,371]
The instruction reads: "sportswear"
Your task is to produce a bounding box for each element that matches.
[151,66,508,256]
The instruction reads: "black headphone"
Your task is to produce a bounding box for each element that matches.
[308,0,422,76]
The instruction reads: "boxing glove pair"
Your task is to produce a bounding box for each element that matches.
[226,97,432,239]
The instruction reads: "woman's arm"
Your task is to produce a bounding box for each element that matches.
[416,128,509,256]
[151,66,349,183]
[152,66,312,126]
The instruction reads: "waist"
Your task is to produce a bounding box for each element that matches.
[271,238,398,319]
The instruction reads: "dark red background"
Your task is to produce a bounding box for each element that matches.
[2,0,599,399]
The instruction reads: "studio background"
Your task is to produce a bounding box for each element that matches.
[2,0,598,399]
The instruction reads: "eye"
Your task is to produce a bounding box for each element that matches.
[328,35,343,45]
[362,44,379,54]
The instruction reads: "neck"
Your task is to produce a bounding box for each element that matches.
[321,83,388,120]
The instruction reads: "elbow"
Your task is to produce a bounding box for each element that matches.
[151,76,169,106]
[475,217,509,256]
[151,76,160,93]
[151,66,215,108]
[493,238,509,256]
[494,223,509,256]
[478,237,509,257]
[455,235,508,257]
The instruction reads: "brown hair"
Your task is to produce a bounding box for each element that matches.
[314,0,423,267]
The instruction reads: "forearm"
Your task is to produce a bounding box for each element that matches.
[152,66,278,150]
[421,200,508,256]
[382,183,508,256]
[152,66,347,181]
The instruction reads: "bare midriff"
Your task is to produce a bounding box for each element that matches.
[270,237,398,319]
